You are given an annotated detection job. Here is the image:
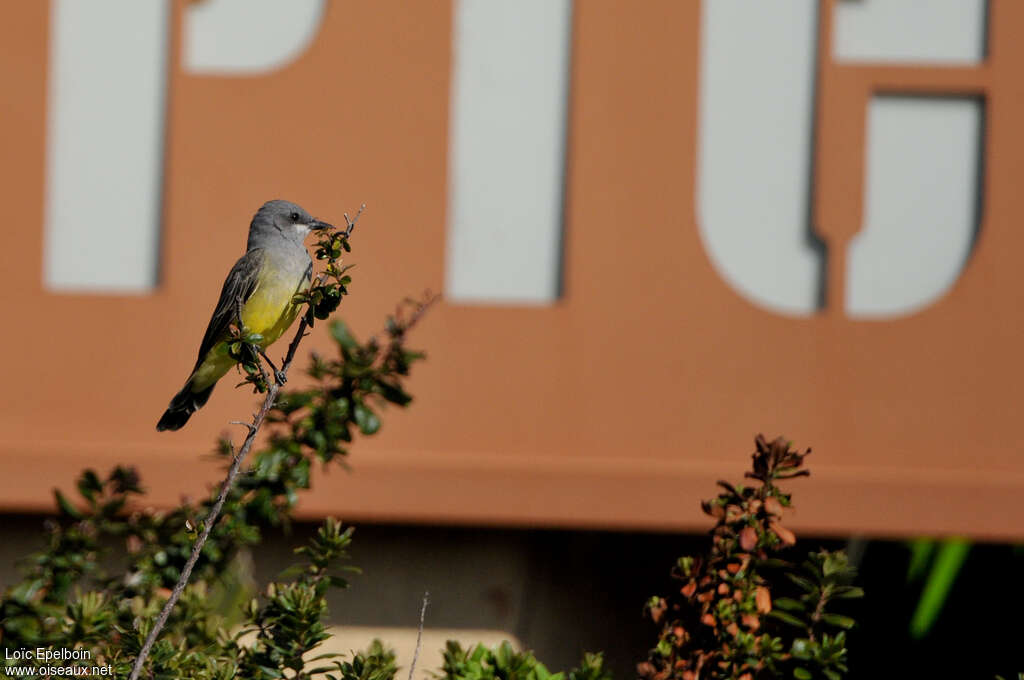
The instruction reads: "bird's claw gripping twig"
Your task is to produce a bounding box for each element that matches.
[257,347,287,386]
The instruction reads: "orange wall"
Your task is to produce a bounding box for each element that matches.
[1,1,1022,539]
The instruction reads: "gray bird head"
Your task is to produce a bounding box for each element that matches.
[247,199,333,249]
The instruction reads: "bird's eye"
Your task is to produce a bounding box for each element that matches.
[290,212,300,222]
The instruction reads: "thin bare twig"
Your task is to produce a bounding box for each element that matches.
[365,290,441,366]
[408,592,430,680]
[129,375,285,679]
[400,290,441,330]
[344,204,366,233]
[128,210,365,680]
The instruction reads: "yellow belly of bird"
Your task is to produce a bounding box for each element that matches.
[190,272,306,392]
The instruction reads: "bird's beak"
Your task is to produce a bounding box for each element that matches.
[309,218,333,231]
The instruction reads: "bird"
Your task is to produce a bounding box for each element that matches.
[156,200,333,431]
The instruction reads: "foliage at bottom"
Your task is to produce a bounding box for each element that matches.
[1,335,860,680]
[638,436,862,680]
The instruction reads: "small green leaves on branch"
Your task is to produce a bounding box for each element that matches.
[439,641,612,680]
[260,292,438,473]
[6,291,432,676]
[295,204,364,323]
[228,333,271,393]
[639,435,863,680]
[236,518,358,677]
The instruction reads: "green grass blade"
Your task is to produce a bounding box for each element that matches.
[908,538,970,638]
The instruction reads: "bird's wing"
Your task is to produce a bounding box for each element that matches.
[191,248,266,371]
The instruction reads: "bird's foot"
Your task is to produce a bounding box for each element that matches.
[256,346,287,386]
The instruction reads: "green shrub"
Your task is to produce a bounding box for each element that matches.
[1,300,429,677]
[638,436,862,680]
[438,641,612,680]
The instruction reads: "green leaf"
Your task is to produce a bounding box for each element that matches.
[832,586,864,599]
[909,537,970,639]
[77,470,103,503]
[353,403,380,435]
[790,638,811,660]
[801,558,825,579]
[101,496,126,516]
[793,668,812,680]
[773,597,806,612]
[376,380,412,406]
[402,350,426,364]
[820,613,856,630]
[54,489,83,519]
[785,573,818,594]
[314,288,342,319]
[757,557,792,570]
[767,609,807,628]
[329,321,359,351]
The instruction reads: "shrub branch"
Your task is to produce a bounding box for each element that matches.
[128,208,365,680]
[408,592,430,680]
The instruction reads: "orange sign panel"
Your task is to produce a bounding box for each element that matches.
[0,1,1021,539]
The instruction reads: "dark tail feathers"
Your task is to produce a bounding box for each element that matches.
[156,380,215,431]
